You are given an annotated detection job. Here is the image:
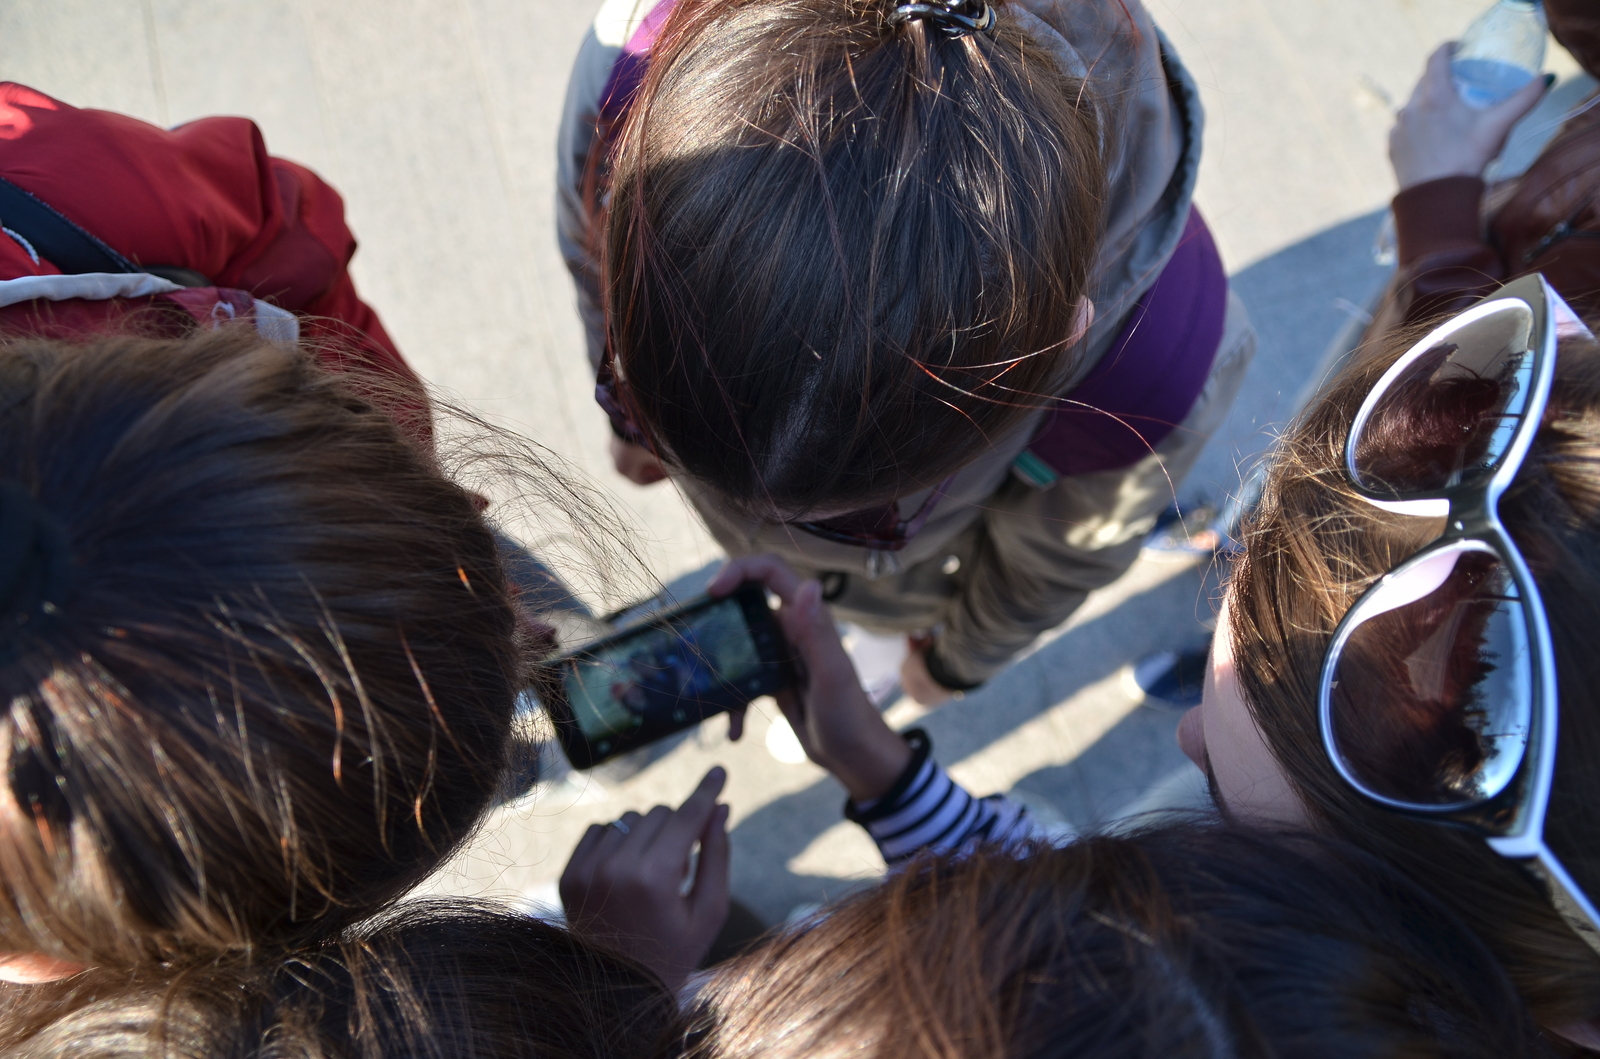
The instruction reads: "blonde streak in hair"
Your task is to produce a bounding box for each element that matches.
[879,866,960,1059]
[71,661,269,958]
[307,590,395,843]
[341,937,393,1058]
[264,586,396,835]
[251,610,353,896]
[141,737,212,921]
[270,768,303,927]
[398,631,446,838]
[706,900,880,1059]
[204,602,268,813]
[1539,346,1600,523]
[961,859,1012,1059]
[0,689,199,970]
[208,599,349,920]
[827,899,909,1059]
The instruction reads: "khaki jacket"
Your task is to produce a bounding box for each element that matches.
[554,0,1247,683]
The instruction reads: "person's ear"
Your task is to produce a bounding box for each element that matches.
[1069,297,1096,346]
[0,953,88,983]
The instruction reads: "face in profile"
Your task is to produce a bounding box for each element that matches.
[1176,596,1305,826]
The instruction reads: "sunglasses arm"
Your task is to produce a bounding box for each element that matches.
[1501,842,1600,960]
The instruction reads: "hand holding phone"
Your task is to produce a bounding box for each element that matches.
[560,767,731,992]
[708,556,912,803]
[545,582,791,768]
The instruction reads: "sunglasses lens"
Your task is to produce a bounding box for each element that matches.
[1325,546,1533,808]
[1350,301,1535,496]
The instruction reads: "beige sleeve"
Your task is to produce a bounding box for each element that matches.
[555,27,621,375]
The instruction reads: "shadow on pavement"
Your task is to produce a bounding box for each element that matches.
[1184,208,1391,507]
[1008,706,1191,828]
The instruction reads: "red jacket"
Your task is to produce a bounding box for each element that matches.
[0,82,428,442]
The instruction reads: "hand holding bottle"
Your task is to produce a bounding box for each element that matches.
[1452,0,1548,108]
[1390,43,1549,191]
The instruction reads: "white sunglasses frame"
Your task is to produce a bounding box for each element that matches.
[1318,274,1600,956]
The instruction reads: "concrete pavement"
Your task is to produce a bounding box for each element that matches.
[2,0,1578,923]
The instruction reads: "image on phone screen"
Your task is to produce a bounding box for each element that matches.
[563,595,764,746]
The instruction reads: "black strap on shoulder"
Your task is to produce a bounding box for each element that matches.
[0,175,138,275]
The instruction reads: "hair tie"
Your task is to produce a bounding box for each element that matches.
[0,480,71,656]
[888,0,997,38]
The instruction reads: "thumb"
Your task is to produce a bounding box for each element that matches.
[1486,70,1551,128]
[778,578,827,649]
[784,579,851,677]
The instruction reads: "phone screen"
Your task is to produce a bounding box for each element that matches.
[562,596,764,744]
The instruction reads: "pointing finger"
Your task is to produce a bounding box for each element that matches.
[653,766,727,855]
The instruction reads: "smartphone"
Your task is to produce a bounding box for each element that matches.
[543,582,792,768]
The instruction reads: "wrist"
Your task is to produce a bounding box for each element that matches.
[1392,176,1485,261]
[834,726,914,803]
[845,729,933,819]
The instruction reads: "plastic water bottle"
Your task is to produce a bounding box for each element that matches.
[1452,0,1547,109]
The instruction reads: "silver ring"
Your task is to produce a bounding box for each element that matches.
[610,819,631,835]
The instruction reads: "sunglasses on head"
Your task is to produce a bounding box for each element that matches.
[789,477,953,552]
[1318,274,1600,955]
[598,354,952,564]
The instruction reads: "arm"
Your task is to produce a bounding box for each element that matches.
[556,28,671,486]
[268,159,434,450]
[1386,43,1549,324]
[1391,176,1504,324]
[845,729,1050,865]
[555,27,620,378]
[708,556,1056,865]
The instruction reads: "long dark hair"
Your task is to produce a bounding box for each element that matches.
[1229,320,1600,1022]
[0,329,525,973]
[604,0,1105,514]
[0,900,678,1059]
[683,827,1548,1059]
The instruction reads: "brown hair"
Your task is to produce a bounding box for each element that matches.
[1228,321,1600,1022]
[682,828,1547,1059]
[0,899,677,1059]
[604,0,1105,514]
[0,329,524,972]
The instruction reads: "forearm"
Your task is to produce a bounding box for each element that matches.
[1391,176,1505,327]
[556,27,619,376]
